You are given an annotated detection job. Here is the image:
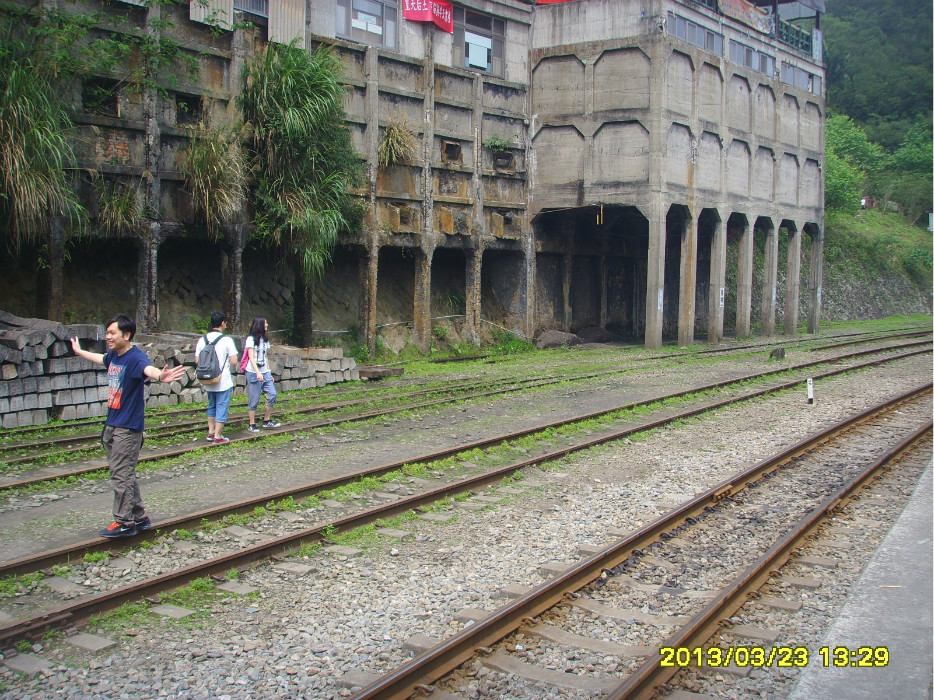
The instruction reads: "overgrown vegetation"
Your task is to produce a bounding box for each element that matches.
[378,115,418,168]
[181,126,245,239]
[824,208,932,290]
[239,41,365,346]
[95,178,144,236]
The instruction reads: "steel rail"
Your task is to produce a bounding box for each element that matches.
[1,338,928,493]
[349,402,932,700]
[1,326,923,445]
[0,347,929,582]
[605,420,932,700]
[0,382,928,649]
[0,371,580,461]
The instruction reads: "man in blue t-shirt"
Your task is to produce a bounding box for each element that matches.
[71,314,185,538]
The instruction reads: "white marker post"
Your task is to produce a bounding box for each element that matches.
[807,377,814,405]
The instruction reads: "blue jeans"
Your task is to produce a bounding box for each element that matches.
[206,388,233,423]
[246,371,277,411]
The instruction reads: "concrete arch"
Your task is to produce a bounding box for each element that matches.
[530,125,586,210]
[726,140,751,197]
[532,54,586,118]
[666,123,694,187]
[752,147,775,201]
[778,153,799,206]
[697,208,725,343]
[698,62,723,124]
[592,121,650,185]
[697,131,722,192]
[728,75,751,133]
[666,50,695,117]
[780,93,800,146]
[754,215,777,336]
[801,159,821,208]
[663,203,695,344]
[802,101,822,151]
[754,84,776,141]
[726,212,753,337]
[593,47,651,111]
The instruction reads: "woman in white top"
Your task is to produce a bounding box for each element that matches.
[244,316,280,432]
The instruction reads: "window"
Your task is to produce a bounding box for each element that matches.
[176,93,203,126]
[336,0,397,49]
[781,62,821,95]
[234,0,268,17]
[83,78,120,117]
[667,12,723,55]
[730,40,774,77]
[453,6,505,76]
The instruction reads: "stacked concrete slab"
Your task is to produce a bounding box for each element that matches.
[0,312,358,429]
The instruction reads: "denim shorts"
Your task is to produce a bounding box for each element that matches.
[206,388,233,423]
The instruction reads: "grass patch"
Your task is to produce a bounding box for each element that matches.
[0,572,43,597]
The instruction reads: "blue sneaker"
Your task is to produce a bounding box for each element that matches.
[135,515,152,532]
[100,521,137,538]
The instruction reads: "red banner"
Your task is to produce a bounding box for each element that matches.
[536,0,578,4]
[402,0,453,33]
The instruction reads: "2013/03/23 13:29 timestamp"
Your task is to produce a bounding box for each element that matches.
[658,646,889,668]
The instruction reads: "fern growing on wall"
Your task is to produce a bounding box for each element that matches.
[378,115,418,168]
[96,178,143,236]
[181,125,245,238]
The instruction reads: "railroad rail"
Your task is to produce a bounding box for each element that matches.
[0,353,928,649]
[1,336,929,493]
[346,392,931,699]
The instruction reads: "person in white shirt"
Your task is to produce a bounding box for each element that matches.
[244,316,281,433]
[195,311,238,444]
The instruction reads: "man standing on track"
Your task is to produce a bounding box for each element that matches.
[71,314,185,538]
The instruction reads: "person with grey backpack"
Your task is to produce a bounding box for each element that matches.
[195,311,238,444]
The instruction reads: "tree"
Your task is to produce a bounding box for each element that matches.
[239,41,364,346]
[0,9,85,254]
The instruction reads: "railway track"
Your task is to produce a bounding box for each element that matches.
[0,343,928,649]
[1,326,925,453]
[1,335,929,493]
[345,390,931,699]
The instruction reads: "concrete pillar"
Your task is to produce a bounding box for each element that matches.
[222,222,248,331]
[678,215,698,347]
[561,252,573,332]
[707,215,726,344]
[138,1,162,332]
[784,226,801,335]
[41,216,66,322]
[136,222,161,331]
[760,220,778,336]
[807,226,824,333]
[599,255,608,328]
[645,207,666,350]
[360,249,378,355]
[523,239,535,340]
[735,219,753,338]
[413,247,433,352]
[465,247,482,345]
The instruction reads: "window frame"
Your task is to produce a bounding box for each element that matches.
[667,12,723,56]
[453,5,505,77]
[336,0,398,50]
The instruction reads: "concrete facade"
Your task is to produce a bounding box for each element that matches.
[4,0,825,351]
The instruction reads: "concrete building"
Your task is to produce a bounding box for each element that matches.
[1,0,825,351]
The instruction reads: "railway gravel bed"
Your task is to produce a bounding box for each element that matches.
[0,351,931,699]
